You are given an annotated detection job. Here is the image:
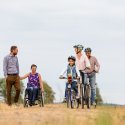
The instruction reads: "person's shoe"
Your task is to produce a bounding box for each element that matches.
[29,102,32,106]
[76,96,80,99]
[8,104,12,107]
[92,102,96,106]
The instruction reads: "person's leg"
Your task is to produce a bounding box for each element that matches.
[65,83,68,99]
[6,76,13,105]
[27,87,33,103]
[71,81,78,96]
[84,74,88,84]
[13,75,20,103]
[89,73,96,104]
[80,71,84,84]
[32,86,38,103]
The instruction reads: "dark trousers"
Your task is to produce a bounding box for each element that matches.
[27,86,38,103]
[6,75,20,105]
[65,81,78,97]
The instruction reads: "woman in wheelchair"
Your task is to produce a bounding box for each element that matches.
[20,64,44,106]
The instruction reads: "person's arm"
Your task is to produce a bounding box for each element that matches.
[95,57,100,73]
[85,55,91,69]
[20,73,29,80]
[16,57,19,74]
[3,56,8,78]
[59,67,67,78]
[38,73,44,91]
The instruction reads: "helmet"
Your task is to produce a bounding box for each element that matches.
[85,48,92,52]
[73,44,84,51]
[68,56,76,61]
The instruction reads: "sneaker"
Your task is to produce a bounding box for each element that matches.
[92,102,96,106]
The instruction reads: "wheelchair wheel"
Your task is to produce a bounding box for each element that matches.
[24,99,29,108]
[24,89,30,108]
[38,90,44,107]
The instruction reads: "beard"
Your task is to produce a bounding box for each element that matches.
[13,52,17,56]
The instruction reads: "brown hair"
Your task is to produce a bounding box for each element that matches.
[10,46,17,52]
[31,64,37,69]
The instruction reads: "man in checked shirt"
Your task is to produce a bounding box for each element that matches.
[3,46,20,106]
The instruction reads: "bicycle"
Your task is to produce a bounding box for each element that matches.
[60,76,79,109]
[78,71,91,109]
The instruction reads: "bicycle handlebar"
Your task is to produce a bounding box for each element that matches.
[59,77,80,80]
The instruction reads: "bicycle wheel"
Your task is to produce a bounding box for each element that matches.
[24,99,29,108]
[66,90,71,108]
[86,85,91,109]
[81,84,84,109]
[71,90,76,109]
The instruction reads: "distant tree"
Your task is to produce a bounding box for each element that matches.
[43,81,55,104]
[96,83,103,104]
[0,78,24,103]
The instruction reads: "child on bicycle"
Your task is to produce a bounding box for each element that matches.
[59,56,80,99]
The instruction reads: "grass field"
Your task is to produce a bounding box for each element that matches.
[0,103,125,125]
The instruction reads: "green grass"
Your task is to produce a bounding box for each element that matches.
[95,112,113,125]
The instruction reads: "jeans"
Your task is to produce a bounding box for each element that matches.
[65,81,78,98]
[80,71,96,104]
[27,86,38,103]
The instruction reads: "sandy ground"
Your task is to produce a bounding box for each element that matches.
[0,103,125,125]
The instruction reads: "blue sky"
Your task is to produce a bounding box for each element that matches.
[0,0,125,104]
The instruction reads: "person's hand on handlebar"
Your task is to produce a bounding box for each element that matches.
[77,77,80,80]
[59,75,64,79]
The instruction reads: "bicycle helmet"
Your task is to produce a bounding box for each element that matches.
[84,48,92,52]
[68,56,76,61]
[73,44,84,51]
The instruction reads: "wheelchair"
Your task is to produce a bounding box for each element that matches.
[24,85,44,108]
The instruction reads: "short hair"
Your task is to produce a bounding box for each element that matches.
[10,46,17,52]
[31,64,37,69]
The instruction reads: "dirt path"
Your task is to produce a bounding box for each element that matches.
[0,103,125,125]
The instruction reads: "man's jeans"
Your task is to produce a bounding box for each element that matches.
[80,71,96,104]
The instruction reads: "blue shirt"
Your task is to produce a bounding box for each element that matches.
[3,54,19,77]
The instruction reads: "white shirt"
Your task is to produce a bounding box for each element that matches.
[76,53,91,71]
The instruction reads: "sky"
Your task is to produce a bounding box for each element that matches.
[0,0,125,104]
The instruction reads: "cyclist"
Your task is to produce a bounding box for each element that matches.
[73,44,91,84]
[59,56,80,100]
[84,48,100,105]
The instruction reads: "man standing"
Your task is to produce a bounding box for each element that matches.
[84,48,100,105]
[3,46,20,106]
